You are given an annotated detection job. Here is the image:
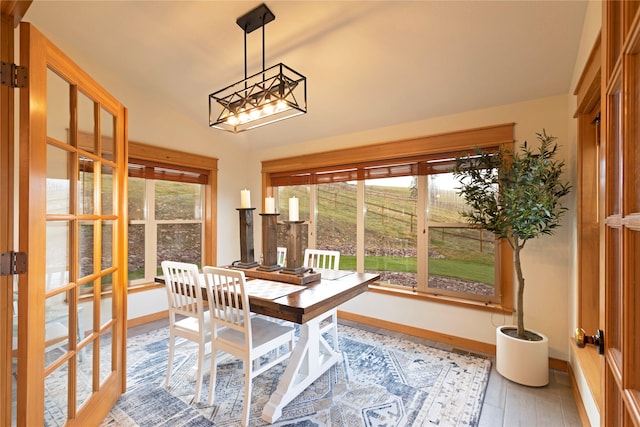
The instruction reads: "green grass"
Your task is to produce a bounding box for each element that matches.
[428,259,494,285]
[340,254,494,285]
[281,182,497,287]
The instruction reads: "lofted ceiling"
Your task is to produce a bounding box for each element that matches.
[23,1,589,150]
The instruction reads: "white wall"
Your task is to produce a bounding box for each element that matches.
[251,94,574,360]
[565,1,602,426]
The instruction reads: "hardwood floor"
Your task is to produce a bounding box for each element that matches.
[126,317,583,426]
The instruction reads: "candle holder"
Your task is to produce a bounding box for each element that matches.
[235,208,259,269]
[280,220,307,276]
[257,213,281,271]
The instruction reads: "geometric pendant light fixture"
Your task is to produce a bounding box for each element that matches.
[209,3,307,133]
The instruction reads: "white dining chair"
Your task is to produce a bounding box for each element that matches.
[203,266,294,426]
[304,248,340,271]
[276,246,287,267]
[303,249,341,351]
[161,260,211,403]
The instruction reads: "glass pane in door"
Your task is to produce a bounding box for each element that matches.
[99,323,113,385]
[44,362,69,425]
[101,107,115,161]
[100,279,113,329]
[128,224,145,282]
[608,227,622,365]
[46,68,70,144]
[77,90,95,154]
[102,220,113,270]
[128,177,145,220]
[78,156,95,215]
[76,339,94,410]
[609,87,622,215]
[46,144,71,215]
[46,221,70,292]
[44,294,70,369]
[79,221,95,279]
[101,164,114,215]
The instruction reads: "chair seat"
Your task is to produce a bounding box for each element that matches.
[174,312,211,337]
[217,317,293,351]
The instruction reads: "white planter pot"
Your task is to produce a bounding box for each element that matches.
[496,325,549,386]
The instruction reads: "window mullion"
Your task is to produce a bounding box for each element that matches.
[146,179,157,280]
[308,185,317,249]
[417,175,428,292]
[356,180,365,273]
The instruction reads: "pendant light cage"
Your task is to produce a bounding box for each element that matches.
[209,63,306,133]
[208,3,307,133]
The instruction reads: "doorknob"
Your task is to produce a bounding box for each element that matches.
[575,328,604,355]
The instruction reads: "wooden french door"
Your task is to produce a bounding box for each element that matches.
[601,1,640,425]
[14,22,128,426]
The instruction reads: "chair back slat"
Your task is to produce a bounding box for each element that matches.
[162,261,205,321]
[203,267,251,346]
[304,249,340,271]
[276,247,287,267]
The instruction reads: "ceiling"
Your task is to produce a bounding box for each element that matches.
[23,1,589,150]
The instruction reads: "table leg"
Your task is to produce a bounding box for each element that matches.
[261,315,340,423]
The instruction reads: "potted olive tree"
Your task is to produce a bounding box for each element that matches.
[453,130,570,386]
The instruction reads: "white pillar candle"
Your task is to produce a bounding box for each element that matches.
[265,196,275,214]
[240,189,251,208]
[289,196,299,221]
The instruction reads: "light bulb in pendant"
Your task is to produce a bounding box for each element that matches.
[263,102,275,115]
[227,114,239,126]
[249,108,261,120]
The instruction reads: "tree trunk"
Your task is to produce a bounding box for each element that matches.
[513,243,526,338]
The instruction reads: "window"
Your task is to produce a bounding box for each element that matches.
[365,177,416,286]
[425,172,496,301]
[275,184,309,250]
[263,124,513,309]
[127,168,204,286]
[127,142,217,290]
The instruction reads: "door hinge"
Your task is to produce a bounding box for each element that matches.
[0,251,27,276]
[0,61,28,88]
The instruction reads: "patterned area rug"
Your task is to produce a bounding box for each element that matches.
[101,323,491,426]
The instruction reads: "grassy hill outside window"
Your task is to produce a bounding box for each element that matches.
[263,124,514,310]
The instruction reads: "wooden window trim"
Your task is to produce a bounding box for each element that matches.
[262,124,515,312]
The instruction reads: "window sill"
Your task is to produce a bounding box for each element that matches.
[367,284,513,314]
[569,338,603,413]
